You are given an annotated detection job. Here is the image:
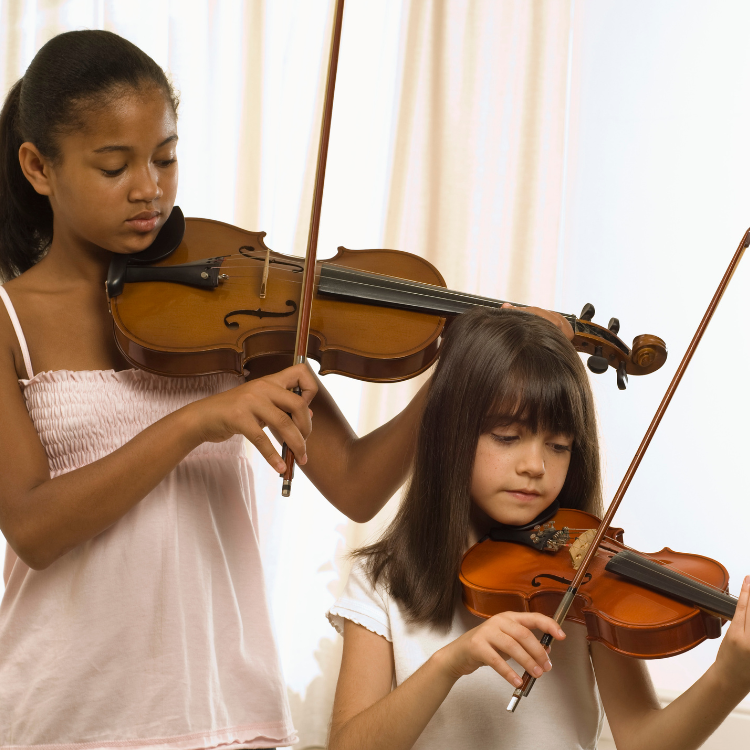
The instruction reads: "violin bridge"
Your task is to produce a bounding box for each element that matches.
[569,529,597,570]
[260,248,271,299]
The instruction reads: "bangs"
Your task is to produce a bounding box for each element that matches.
[481,349,584,439]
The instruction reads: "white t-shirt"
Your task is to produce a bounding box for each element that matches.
[328,561,603,750]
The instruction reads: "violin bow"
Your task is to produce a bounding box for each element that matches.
[281,0,346,496]
[508,228,750,711]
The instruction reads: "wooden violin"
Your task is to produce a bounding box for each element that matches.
[460,503,736,660]
[105,206,667,389]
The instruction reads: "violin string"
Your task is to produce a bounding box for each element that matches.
[213,272,499,313]
[599,550,737,606]
[213,272,451,301]
[202,257,525,307]
[606,546,737,601]
[562,529,732,596]
[188,257,551,316]
[212,267,296,273]
[562,533,738,603]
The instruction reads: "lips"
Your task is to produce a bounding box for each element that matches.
[126,210,160,233]
[505,489,542,501]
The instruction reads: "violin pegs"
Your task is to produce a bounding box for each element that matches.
[608,317,620,335]
[587,345,609,375]
[617,361,628,390]
[579,303,595,322]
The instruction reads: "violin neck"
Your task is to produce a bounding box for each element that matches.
[318,264,577,325]
[605,549,737,620]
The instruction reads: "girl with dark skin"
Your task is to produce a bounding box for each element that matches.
[0,29,569,749]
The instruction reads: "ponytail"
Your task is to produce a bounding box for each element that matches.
[0,79,53,280]
[0,30,179,280]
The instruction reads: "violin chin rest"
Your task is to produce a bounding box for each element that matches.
[129,206,186,264]
[106,207,187,299]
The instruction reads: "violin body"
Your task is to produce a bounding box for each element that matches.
[460,508,730,659]
[109,217,446,382]
[107,212,668,385]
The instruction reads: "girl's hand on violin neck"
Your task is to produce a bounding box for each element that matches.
[434,611,564,688]
[185,364,317,473]
[500,303,574,341]
[714,576,750,695]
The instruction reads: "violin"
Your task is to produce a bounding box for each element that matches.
[460,502,736,660]
[105,206,667,389]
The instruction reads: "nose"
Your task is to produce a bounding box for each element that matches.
[129,164,163,203]
[517,438,545,478]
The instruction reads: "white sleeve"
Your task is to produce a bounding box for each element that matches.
[327,560,392,642]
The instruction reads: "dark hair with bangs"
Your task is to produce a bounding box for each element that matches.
[354,306,602,628]
[0,30,179,280]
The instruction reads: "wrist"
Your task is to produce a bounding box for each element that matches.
[429,645,464,687]
[705,660,750,703]
[703,659,750,710]
[171,402,206,452]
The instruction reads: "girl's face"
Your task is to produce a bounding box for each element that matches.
[470,422,573,527]
[33,86,178,257]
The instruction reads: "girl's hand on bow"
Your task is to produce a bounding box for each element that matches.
[435,611,565,688]
[713,576,750,693]
[186,363,317,473]
[501,302,574,341]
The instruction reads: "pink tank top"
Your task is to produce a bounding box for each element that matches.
[0,286,295,750]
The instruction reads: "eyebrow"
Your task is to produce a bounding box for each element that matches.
[93,134,178,154]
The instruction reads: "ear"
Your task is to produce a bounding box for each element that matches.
[18,142,53,196]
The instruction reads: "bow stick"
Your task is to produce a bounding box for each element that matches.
[509,228,750,711]
[281,0,346,496]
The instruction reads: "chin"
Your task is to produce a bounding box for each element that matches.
[120,232,160,255]
[490,502,552,527]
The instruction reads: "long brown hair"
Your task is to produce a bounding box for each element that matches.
[355,307,602,628]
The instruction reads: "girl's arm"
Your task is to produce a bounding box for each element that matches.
[329,612,564,750]
[0,341,316,570]
[329,620,455,750]
[299,373,429,522]
[595,577,750,750]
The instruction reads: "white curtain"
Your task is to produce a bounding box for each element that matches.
[4,2,750,748]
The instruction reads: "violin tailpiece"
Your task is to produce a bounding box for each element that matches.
[490,521,570,553]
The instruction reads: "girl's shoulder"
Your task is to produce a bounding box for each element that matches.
[0,280,29,381]
[328,560,489,660]
[328,559,394,643]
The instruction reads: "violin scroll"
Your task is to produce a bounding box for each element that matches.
[630,334,669,374]
[570,302,667,390]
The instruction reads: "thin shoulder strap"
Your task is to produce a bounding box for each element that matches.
[0,285,34,379]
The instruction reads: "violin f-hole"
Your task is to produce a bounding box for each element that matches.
[223,299,298,328]
[531,572,592,588]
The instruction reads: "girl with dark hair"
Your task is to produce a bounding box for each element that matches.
[327,307,750,750]
[0,30,315,750]
[0,28,574,750]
